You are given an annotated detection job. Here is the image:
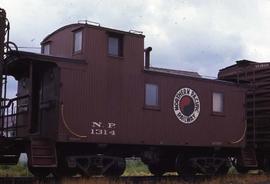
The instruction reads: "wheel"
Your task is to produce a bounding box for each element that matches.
[52,154,78,178]
[236,166,249,174]
[261,158,270,173]
[103,158,126,177]
[216,164,229,175]
[175,155,196,181]
[29,166,51,178]
[231,158,249,174]
[148,164,165,176]
[52,167,77,178]
[181,163,197,181]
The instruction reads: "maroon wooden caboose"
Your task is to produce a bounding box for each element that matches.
[0,18,246,177]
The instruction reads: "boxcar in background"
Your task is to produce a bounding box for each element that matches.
[219,60,270,172]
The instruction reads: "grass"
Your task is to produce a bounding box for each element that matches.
[54,174,270,184]
[0,163,31,176]
[124,158,177,176]
[2,159,270,184]
[0,159,151,177]
[123,158,151,176]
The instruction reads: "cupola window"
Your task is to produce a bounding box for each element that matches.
[74,30,82,53]
[108,33,123,57]
[42,43,50,55]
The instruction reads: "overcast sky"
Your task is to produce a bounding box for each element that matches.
[2,0,270,78]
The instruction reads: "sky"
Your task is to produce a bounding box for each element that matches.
[2,0,270,78]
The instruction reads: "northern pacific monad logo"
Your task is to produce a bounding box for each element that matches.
[173,87,200,124]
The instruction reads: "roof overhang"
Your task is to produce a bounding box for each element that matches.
[4,51,86,79]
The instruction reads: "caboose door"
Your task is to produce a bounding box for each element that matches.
[38,66,59,137]
[30,63,59,137]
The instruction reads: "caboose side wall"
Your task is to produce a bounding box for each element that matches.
[41,24,245,148]
[57,64,246,148]
[56,62,88,140]
[141,72,246,147]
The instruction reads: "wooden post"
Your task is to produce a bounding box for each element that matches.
[0,8,6,101]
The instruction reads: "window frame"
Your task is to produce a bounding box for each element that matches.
[212,92,225,116]
[144,83,160,110]
[107,32,124,57]
[73,29,83,54]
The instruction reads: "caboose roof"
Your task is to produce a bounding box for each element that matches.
[145,67,201,78]
[41,23,145,44]
[4,51,86,79]
[5,50,85,64]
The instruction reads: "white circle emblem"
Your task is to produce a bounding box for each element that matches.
[173,88,200,124]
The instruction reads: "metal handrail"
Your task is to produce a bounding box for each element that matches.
[0,95,29,137]
[78,20,100,26]
[1,95,29,109]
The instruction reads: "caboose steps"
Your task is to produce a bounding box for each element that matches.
[29,139,57,167]
[240,148,258,168]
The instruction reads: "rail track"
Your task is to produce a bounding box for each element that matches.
[0,176,36,184]
[1,175,270,184]
[0,176,205,184]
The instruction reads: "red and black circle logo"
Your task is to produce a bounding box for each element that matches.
[179,96,195,116]
[173,88,200,124]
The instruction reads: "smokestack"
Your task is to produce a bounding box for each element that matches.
[144,47,152,69]
[0,8,6,101]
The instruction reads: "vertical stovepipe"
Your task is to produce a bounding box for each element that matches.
[144,47,152,69]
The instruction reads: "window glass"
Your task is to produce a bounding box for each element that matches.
[43,44,50,55]
[213,92,224,113]
[108,33,123,56]
[74,31,82,52]
[145,84,159,106]
[108,37,119,56]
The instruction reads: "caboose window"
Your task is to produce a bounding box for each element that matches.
[212,92,224,113]
[145,84,159,106]
[74,30,82,53]
[43,43,50,55]
[108,33,123,56]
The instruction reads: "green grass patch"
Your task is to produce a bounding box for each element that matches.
[123,158,151,176]
[0,163,31,176]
